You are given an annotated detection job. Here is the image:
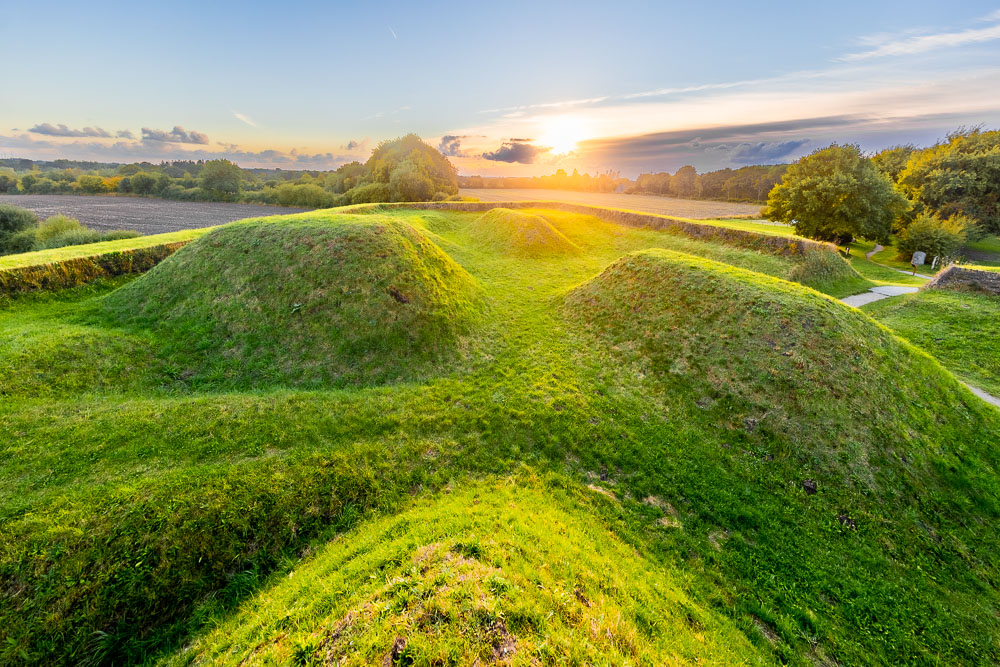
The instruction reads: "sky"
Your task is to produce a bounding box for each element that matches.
[2,0,999,177]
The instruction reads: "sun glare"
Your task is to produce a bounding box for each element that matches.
[538,116,588,155]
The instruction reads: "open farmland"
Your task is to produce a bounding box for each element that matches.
[460,187,763,218]
[0,195,311,234]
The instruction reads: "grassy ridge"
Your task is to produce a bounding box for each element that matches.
[1,208,993,665]
[0,228,210,270]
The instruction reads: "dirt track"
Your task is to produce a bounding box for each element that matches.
[0,195,311,234]
[459,188,762,219]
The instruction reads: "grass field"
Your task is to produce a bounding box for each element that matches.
[2,206,997,665]
[459,188,762,218]
[864,288,1000,397]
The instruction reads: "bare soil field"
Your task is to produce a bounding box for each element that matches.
[0,195,311,234]
[459,188,762,219]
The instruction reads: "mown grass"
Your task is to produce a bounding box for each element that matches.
[0,228,211,270]
[1,207,995,665]
[864,287,1000,397]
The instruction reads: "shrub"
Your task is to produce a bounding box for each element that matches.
[76,174,109,194]
[36,215,83,242]
[101,230,142,242]
[0,203,39,236]
[0,229,40,255]
[275,183,335,208]
[896,213,970,262]
[347,182,391,204]
[130,172,158,195]
[40,228,102,250]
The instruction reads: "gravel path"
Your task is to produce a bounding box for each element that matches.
[840,285,920,308]
[0,195,311,234]
[459,188,762,219]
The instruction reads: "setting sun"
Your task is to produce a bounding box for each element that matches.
[538,116,588,155]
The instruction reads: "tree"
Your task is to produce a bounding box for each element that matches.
[871,144,915,182]
[365,134,458,196]
[762,144,908,244]
[389,159,435,201]
[0,174,16,193]
[897,128,1000,234]
[130,172,157,195]
[670,165,697,197]
[76,174,108,194]
[19,174,38,192]
[200,159,243,197]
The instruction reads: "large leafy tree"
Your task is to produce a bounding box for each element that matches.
[200,159,243,198]
[896,128,1000,234]
[366,134,458,196]
[763,144,908,244]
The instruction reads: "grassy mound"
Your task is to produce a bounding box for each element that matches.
[864,288,1000,397]
[166,480,759,666]
[564,248,982,466]
[101,213,481,388]
[468,208,580,256]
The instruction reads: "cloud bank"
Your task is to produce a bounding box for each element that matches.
[141,126,209,144]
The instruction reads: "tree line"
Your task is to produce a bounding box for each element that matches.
[0,135,461,208]
[763,127,999,262]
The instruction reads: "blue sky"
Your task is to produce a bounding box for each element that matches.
[2,0,999,176]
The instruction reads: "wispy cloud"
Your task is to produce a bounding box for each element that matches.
[839,22,1000,61]
[388,26,397,39]
[233,111,256,127]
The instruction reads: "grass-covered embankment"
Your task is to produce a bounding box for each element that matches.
[864,287,1000,397]
[2,206,994,665]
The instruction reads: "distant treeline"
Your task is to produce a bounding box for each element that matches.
[459,164,789,203]
[0,135,461,208]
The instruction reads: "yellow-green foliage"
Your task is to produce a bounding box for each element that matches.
[468,207,581,256]
[102,213,482,388]
[167,480,760,666]
[0,242,188,296]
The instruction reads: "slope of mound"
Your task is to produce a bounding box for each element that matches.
[102,213,481,388]
[864,288,1000,397]
[166,481,760,666]
[468,207,580,256]
[564,248,986,469]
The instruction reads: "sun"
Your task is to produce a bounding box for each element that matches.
[538,116,588,155]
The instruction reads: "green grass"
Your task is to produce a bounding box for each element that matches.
[863,288,1000,397]
[703,218,800,237]
[965,235,1000,256]
[165,478,763,666]
[0,228,211,270]
[1,207,996,665]
[100,213,481,389]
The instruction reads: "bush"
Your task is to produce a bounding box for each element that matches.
[36,215,83,243]
[347,182,391,204]
[0,203,38,236]
[896,213,970,262]
[275,183,335,208]
[76,174,109,194]
[0,229,40,255]
[40,228,102,250]
[101,230,142,242]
